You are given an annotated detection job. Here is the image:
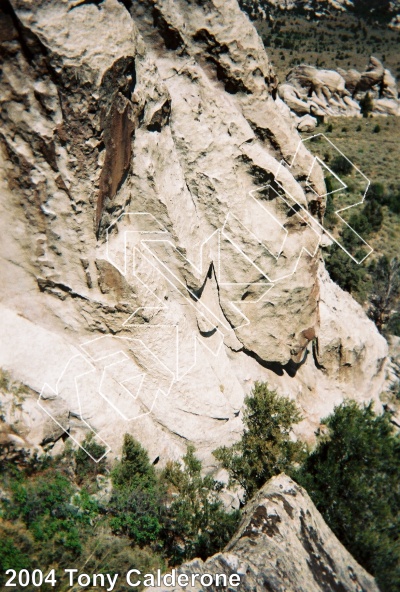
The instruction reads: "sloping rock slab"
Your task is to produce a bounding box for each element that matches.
[148,474,379,592]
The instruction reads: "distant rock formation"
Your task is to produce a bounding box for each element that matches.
[279,56,400,123]
[147,474,380,592]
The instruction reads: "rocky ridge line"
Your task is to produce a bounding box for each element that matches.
[147,474,380,592]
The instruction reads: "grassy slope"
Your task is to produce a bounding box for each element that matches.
[250,10,400,261]
[301,116,400,261]
[254,12,400,84]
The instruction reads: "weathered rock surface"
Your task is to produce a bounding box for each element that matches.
[0,0,388,466]
[147,474,380,592]
[280,57,400,118]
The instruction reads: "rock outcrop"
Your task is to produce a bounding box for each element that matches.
[0,0,387,466]
[279,57,400,120]
[147,474,380,592]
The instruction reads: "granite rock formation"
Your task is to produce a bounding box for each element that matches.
[147,474,380,592]
[0,0,387,467]
[279,57,400,121]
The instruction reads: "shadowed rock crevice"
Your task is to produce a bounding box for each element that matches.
[152,6,185,50]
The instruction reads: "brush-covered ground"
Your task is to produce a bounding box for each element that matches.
[301,115,400,261]
[254,11,400,83]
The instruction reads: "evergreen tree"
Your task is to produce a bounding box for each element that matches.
[214,383,305,501]
[360,92,374,117]
[295,401,400,592]
[368,256,400,332]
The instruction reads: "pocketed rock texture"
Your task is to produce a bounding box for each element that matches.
[147,474,380,592]
[0,0,387,466]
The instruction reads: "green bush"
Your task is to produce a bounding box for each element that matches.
[109,435,163,546]
[294,401,400,592]
[376,183,400,214]
[112,434,158,492]
[324,244,368,297]
[368,182,385,200]
[360,92,374,117]
[1,467,94,570]
[74,435,107,487]
[387,312,400,336]
[108,435,239,563]
[324,194,336,230]
[0,524,33,588]
[324,195,384,299]
[331,155,353,176]
[108,488,163,545]
[1,434,240,583]
[347,199,383,236]
[214,382,305,501]
[160,445,240,564]
[367,256,400,333]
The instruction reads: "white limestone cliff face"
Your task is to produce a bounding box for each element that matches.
[0,0,387,467]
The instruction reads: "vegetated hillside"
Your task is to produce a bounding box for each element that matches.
[301,116,400,261]
[252,12,400,82]
[241,0,399,19]
[3,381,393,592]
[297,117,400,340]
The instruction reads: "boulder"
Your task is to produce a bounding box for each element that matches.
[146,474,380,592]
[280,57,399,117]
[357,56,385,93]
[297,114,317,132]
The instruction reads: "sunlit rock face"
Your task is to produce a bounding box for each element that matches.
[146,474,380,592]
[0,0,387,466]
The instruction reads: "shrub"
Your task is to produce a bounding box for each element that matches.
[108,488,163,546]
[368,182,385,200]
[214,383,305,501]
[2,469,87,565]
[0,523,32,572]
[324,194,336,230]
[74,435,107,487]
[367,256,400,333]
[160,445,240,564]
[373,124,381,133]
[109,435,163,546]
[360,92,374,117]
[331,155,353,176]
[324,244,367,296]
[362,198,383,232]
[111,434,158,492]
[347,199,383,236]
[294,401,400,592]
[387,312,400,336]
